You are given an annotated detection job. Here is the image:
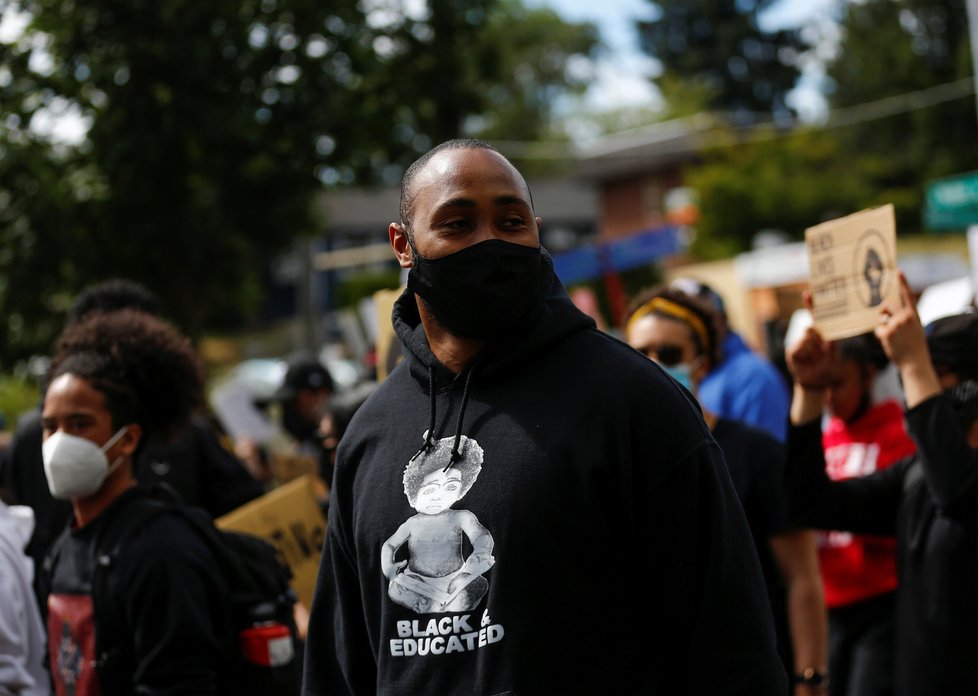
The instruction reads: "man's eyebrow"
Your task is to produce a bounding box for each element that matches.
[494,195,531,208]
[433,195,531,213]
[434,198,476,212]
[41,411,95,423]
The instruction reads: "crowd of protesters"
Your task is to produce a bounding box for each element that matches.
[0,138,977,696]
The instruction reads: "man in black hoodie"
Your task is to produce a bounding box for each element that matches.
[302,139,786,695]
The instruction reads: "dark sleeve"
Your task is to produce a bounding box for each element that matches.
[906,394,978,521]
[749,433,792,538]
[639,438,788,694]
[120,518,229,696]
[302,454,375,696]
[191,419,265,517]
[785,420,904,535]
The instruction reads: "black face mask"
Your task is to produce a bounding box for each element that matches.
[407,239,544,340]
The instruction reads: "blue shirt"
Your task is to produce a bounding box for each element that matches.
[699,332,790,442]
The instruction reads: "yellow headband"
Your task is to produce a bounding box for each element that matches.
[627,297,710,352]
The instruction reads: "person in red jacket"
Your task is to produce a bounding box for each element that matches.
[815,332,916,696]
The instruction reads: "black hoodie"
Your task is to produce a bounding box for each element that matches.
[303,259,786,695]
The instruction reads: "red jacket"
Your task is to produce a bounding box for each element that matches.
[820,400,917,608]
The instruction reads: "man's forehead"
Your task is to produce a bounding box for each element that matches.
[422,467,463,483]
[411,148,531,205]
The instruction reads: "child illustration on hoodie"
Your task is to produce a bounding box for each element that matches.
[381,434,495,614]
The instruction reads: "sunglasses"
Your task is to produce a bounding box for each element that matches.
[641,343,687,367]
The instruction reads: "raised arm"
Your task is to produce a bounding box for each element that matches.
[875,272,978,516]
[783,324,903,535]
[873,272,940,409]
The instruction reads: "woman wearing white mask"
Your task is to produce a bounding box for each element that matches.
[626,286,828,695]
[38,309,231,696]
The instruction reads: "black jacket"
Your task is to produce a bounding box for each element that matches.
[785,394,978,696]
[303,261,786,695]
[44,486,232,695]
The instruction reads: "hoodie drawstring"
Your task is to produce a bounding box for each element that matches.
[410,365,438,462]
[410,362,478,469]
[447,364,477,469]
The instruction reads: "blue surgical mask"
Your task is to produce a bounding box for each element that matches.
[661,362,694,391]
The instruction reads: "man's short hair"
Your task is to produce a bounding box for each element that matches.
[398,139,499,232]
[402,434,484,506]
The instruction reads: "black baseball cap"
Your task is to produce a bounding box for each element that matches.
[266,355,334,403]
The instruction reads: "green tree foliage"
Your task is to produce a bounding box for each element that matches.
[685,128,874,257]
[0,0,381,368]
[0,0,600,368]
[362,0,598,174]
[825,0,978,228]
[636,0,806,119]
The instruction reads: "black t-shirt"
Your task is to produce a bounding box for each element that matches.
[712,418,791,594]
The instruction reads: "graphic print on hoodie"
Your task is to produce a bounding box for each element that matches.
[382,433,496,616]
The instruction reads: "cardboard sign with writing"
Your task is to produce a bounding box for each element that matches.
[805,204,899,340]
[216,475,326,608]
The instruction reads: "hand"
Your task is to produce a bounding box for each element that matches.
[785,326,833,390]
[293,601,310,641]
[448,572,473,595]
[382,559,406,580]
[874,271,928,371]
[875,271,941,408]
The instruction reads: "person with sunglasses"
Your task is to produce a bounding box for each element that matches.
[626,285,828,695]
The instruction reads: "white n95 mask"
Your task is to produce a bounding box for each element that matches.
[42,427,129,500]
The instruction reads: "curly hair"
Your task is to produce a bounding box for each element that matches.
[403,434,484,507]
[47,309,204,440]
[65,278,160,327]
[626,285,722,368]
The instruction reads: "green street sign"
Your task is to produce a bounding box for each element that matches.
[925,170,978,231]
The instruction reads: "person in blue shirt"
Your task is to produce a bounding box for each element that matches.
[671,277,791,442]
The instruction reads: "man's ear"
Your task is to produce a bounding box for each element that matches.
[118,423,142,459]
[390,222,413,269]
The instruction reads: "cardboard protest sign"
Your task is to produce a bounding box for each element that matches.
[805,204,899,340]
[373,287,403,382]
[217,475,326,608]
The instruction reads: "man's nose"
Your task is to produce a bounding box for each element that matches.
[471,218,513,244]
